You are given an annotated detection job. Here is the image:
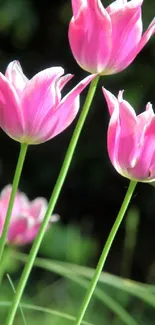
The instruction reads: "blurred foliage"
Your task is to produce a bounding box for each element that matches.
[0,0,155,324]
[0,0,38,46]
[0,221,154,324]
[39,223,98,264]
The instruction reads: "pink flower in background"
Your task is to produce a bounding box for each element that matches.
[0,185,59,245]
[103,88,155,182]
[0,61,95,144]
[69,0,155,75]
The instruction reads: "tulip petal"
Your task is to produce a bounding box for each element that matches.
[22,223,41,244]
[69,0,154,75]
[35,74,96,142]
[102,87,119,116]
[116,99,138,170]
[117,17,155,72]
[107,107,120,172]
[0,184,57,245]
[7,217,28,243]
[0,185,28,208]
[107,0,143,72]
[57,74,74,92]
[137,17,155,53]
[69,0,112,73]
[102,88,120,167]
[0,73,25,139]
[29,198,47,222]
[71,0,85,17]
[103,88,138,175]
[5,61,28,96]
[137,102,154,127]
[106,0,143,14]
[1,59,96,144]
[0,184,12,200]
[20,67,64,141]
[136,102,154,144]
[128,117,155,181]
[149,155,155,181]
[55,74,74,103]
[104,86,155,182]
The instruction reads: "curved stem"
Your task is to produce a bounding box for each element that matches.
[74,180,137,325]
[0,143,28,262]
[5,75,100,325]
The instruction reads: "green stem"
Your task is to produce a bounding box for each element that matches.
[74,180,137,325]
[0,143,28,262]
[5,75,100,325]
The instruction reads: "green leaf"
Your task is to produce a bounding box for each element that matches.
[0,301,94,325]
[14,252,141,325]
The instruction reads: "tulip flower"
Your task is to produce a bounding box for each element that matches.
[0,61,95,144]
[0,185,59,244]
[103,87,155,182]
[69,0,155,75]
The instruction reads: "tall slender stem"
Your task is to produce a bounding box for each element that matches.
[0,143,28,262]
[74,180,137,325]
[5,75,100,325]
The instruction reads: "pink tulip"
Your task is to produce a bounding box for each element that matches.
[103,87,155,182]
[0,185,59,245]
[0,61,95,144]
[69,0,155,75]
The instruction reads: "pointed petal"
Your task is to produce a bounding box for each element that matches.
[33,74,96,143]
[29,198,47,222]
[116,17,155,72]
[107,104,120,171]
[136,102,154,144]
[69,0,112,73]
[71,0,86,17]
[57,74,74,92]
[50,214,60,222]
[20,67,64,140]
[5,61,28,96]
[137,102,154,125]
[106,0,143,14]
[128,117,155,181]
[0,73,25,139]
[55,74,74,102]
[107,0,143,71]
[0,184,12,200]
[116,99,138,170]
[102,87,120,169]
[136,17,155,54]
[102,87,119,116]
